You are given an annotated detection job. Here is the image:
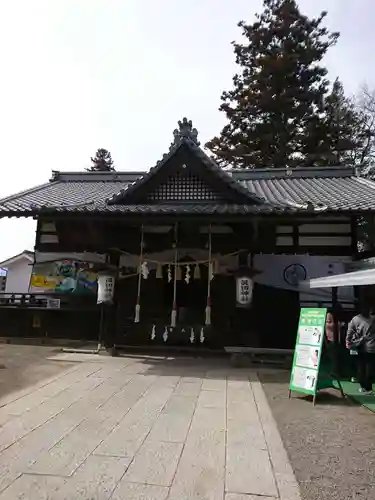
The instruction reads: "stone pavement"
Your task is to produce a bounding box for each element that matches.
[0,352,301,499]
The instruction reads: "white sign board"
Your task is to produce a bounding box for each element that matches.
[97,275,115,304]
[46,298,61,309]
[236,276,253,307]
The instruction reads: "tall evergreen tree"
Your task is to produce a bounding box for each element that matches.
[309,78,361,166]
[87,149,115,172]
[206,0,339,168]
[352,85,375,174]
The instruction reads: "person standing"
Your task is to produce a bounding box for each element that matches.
[346,307,375,394]
[325,309,344,377]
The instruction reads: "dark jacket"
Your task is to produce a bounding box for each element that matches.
[346,314,375,353]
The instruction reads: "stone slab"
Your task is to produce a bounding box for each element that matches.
[226,446,277,497]
[173,381,202,397]
[0,363,81,408]
[168,431,225,500]
[226,422,267,451]
[152,375,181,388]
[197,390,226,409]
[202,378,227,392]
[0,356,301,500]
[168,403,226,500]
[0,374,105,454]
[147,412,192,443]
[162,395,197,416]
[94,382,174,459]
[94,420,151,458]
[111,481,169,500]
[2,363,103,416]
[191,407,226,432]
[27,376,156,476]
[226,494,277,500]
[0,473,66,500]
[251,379,301,499]
[124,440,183,486]
[53,455,129,500]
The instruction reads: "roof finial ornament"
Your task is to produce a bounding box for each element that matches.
[170,117,200,150]
[285,165,293,177]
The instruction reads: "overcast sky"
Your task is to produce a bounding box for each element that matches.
[0,0,373,262]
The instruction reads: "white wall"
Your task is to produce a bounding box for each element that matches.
[4,258,33,294]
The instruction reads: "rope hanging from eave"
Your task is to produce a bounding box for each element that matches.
[205,224,212,326]
[134,225,144,323]
[171,223,178,328]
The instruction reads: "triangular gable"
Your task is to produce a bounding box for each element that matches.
[0,250,34,268]
[107,119,264,206]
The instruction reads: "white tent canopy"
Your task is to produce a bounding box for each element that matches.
[302,268,375,289]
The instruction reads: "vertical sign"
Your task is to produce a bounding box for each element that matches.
[97,275,115,304]
[236,276,253,308]
[289,308,326,400]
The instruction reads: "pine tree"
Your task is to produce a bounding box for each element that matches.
[87,149,115,172]
[352,86,375,174]
[306,79,360,166]
[206,0,339,168]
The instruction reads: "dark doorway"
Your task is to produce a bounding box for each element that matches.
[163,260,207,324]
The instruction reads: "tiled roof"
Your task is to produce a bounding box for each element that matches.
[232,167,375,212]
[1,164,375,216]
[0,172,142,215]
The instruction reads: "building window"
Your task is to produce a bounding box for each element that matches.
[0,268,7,292]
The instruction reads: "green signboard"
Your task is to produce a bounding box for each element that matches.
[289,308,327,400]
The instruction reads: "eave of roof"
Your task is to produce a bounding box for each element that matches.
[0,250,34,268]
[1,163,375,217]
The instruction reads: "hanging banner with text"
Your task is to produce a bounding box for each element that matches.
[97,275,115,304]
[235,276,253,308]
[289,308,327,397]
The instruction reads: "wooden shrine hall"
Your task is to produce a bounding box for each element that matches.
[1,118,375,350]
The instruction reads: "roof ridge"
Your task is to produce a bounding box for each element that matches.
[51,171,145,182]
[231,166,356,180]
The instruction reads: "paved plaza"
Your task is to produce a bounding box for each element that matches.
[0,350,300,499]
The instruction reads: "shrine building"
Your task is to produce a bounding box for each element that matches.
[0,118,374,350]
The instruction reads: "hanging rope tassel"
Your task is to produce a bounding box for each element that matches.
[171,223,178,328]
[134,225,144,323]
[135,301,140,323]
[194,263,201,280]
[205,295,211,326]
[171,304,177,328]
[190,327,195,343]
[205,225,212,326]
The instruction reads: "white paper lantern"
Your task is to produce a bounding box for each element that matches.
[236,276,253,308]
[97,275,115,304]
